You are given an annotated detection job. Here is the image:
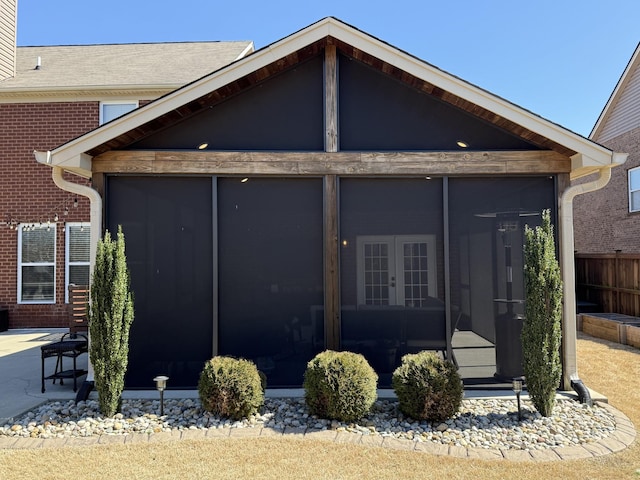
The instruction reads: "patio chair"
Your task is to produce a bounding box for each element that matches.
[40,285,89,393]
[68,284,90,335]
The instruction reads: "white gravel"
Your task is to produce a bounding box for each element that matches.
[0,397,616,451]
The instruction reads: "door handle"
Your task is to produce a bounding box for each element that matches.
[390,276,396,287]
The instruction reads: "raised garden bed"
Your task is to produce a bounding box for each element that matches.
[580,313,640,347]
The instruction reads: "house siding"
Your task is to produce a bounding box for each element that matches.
[0,102,98,327]
[596,55,640,143]
[574,125,640,253]
[0,0,16,80]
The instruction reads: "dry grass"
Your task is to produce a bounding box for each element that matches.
[1,333,638,480]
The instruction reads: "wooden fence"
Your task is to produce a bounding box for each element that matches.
[575,253,640,316]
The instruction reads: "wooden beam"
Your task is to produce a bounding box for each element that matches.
[324,175,340,349]
[325,45,338,152]
[93,150,571,176]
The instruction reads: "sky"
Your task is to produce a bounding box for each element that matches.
[15,0,640,137]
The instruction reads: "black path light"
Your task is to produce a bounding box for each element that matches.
[512,377,523,421]
[153,375,169,416]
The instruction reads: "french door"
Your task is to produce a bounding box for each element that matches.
[356,235,437,307]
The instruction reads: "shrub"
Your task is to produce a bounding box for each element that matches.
[303,350,378,422]
[198,356,265,420]
[523,209,562,417]
[89,226,134,417]
[392,351,463,422]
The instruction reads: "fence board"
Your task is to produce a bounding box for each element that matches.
[575,254,640,316]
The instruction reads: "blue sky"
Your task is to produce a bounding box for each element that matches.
[16,0,639,137]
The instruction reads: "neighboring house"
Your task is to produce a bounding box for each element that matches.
[574,42,640,253]
[0,0,253,328]
[35,17,626,391]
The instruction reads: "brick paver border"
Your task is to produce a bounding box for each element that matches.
[1,400,635,461]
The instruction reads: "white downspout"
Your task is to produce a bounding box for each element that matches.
[559,153,627,392]
[51,166,102,382]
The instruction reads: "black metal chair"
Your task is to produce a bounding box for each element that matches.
[40,285,89,393]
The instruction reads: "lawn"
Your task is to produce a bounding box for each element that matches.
[0,332,638,480]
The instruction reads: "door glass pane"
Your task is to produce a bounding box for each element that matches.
[362,241,390,305]
[218,178,324,387]
[340,178,444,385]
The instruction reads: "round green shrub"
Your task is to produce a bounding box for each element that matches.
[392,351,463,422]
[198,356,265,420]
[303,350,378,422]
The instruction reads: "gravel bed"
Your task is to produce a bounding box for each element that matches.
[0,397,616,451]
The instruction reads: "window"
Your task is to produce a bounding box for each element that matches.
[66,224,91,303]
[18,225,56,303]
[629,167,640,212]
[100,101,138,124]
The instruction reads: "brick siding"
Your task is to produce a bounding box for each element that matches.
[574,125,640,253]
[0,102,97,328]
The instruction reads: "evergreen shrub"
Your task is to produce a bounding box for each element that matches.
[523,209,563,417]
[89,226,134,417]
[198,356,265,420]
[303,350,378,422]
[392,351,463,422]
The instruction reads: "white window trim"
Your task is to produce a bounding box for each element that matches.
[65,223,91,303]
[629,166,640,213]
[99,100,139,125]
[17,224,56,304]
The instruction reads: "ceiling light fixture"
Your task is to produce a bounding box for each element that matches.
[197,143,209,150]
[240,178,249,183]
[456,140,469,148]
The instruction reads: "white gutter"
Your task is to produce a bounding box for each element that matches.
[559,152,628,391]
[46,159,103,382]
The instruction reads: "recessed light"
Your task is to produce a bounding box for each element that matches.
[456,140,469,148]
[240,177,249,183]
[197,143,208,150]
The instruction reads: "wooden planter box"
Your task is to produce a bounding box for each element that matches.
[581,313,640,346]
[625,325,640,348]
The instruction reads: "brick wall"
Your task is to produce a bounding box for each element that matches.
[0,102,98,327]
[574,125,640,253]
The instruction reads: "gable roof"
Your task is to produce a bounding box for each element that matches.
[0,41,253,98]
[590,42,640,143]
[35,17,623,178]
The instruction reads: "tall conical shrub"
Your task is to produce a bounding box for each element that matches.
[522,209,562,417]
[89,226,134,416]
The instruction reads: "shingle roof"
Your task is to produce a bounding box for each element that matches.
[0,41,253,91]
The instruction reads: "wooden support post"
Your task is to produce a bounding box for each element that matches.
[325,45,338,153]
[324,175,340,349]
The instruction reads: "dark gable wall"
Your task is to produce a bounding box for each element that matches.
[127,50,541,153]
[338,53,540,151]
[129,56,324,151]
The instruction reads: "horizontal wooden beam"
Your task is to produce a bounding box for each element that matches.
[93,150,570,175]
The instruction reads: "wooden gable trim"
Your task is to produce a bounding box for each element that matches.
[93,150,570,176]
